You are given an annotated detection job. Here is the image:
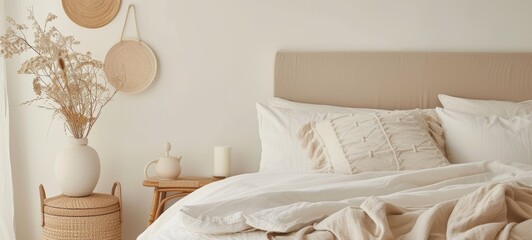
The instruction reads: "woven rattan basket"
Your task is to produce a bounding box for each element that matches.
[40,183,122,240]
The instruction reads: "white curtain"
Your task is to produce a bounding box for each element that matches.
[0,0,16,238]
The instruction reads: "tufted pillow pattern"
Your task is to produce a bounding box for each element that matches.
[299,110,449,174]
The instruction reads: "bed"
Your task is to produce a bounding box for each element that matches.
[138,52,532,240]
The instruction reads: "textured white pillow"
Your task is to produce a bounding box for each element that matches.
[436,108,532,165]
[258,98,447,173]
[438,94,532,117]
[298,110,449,174]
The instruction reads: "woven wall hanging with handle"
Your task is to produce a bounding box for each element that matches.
[104,4,158,94]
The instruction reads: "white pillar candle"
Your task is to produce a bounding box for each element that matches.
[213,146,231,177]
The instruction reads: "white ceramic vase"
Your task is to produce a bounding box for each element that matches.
[55,137,100,197]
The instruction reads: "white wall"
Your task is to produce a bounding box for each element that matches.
[6,0,532,239]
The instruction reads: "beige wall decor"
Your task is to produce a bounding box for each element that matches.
[104,4,157,94]
[62,0,121,28]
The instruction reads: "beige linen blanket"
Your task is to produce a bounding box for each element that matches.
[268,182,532,240]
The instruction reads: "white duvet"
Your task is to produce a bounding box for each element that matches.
[138,161,532,240]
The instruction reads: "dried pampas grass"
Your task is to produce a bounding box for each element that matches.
[1,8,123,138]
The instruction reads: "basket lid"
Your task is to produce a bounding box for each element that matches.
[45,193,118,208]
[43,193,120,217]
[44,193,119,217]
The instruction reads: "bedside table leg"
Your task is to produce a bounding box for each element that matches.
[154,191,166,220]
[160,192,167,213]
[148,188,161,225]
[154,192,190,221]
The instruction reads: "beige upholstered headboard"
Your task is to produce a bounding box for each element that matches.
[274,51,532,109]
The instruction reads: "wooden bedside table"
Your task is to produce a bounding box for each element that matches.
[143,176,221,225]
[39,182,122,240]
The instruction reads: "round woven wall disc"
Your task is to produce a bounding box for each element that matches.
[104,40,158,94]
[62,0,121,29]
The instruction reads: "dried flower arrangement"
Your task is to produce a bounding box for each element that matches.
[0,9,122,139]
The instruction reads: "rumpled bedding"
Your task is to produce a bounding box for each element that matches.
[268,183,532,240]
[139,161,532,240]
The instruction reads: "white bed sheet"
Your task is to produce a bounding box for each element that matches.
[138,161,532,239]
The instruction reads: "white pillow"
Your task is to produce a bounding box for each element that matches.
[257,98,447,172]
[438,94,532,117]
[299,110,449,174]
[436,107,532,165]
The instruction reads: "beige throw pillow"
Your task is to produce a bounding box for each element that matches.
[299,110,449,174]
